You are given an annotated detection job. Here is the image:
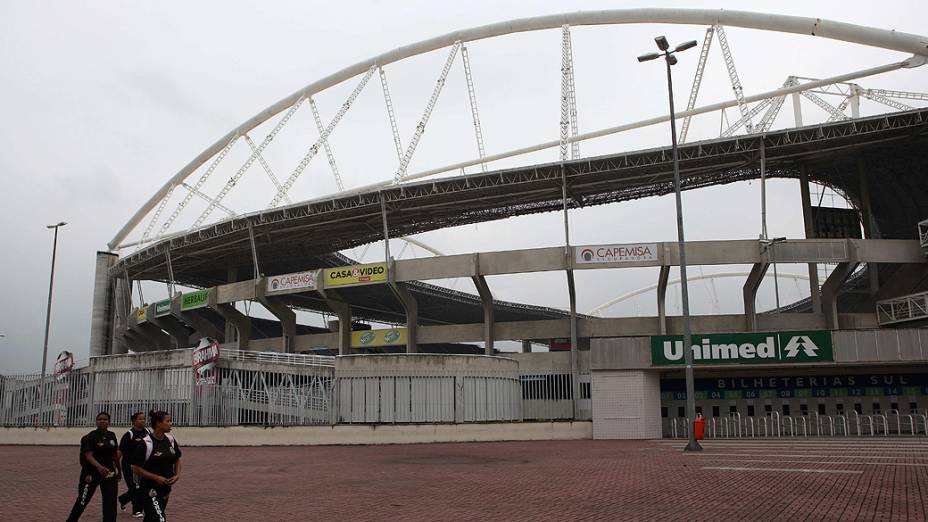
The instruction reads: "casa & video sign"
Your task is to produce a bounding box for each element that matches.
[181,290,209,311]
[351,328,406,348]
[575,243,658,264]
[325,263,387,288]
[651,330,833,366]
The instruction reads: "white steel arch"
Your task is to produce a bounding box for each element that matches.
[111,9,928,249]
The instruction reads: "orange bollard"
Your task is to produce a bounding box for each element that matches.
[694,414,705,440]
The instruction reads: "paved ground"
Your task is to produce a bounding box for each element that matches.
[3,437,928,521]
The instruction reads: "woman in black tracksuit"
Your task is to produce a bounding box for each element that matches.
[66,411,120,522]
[118,411,149,516]
[132,410,182,522]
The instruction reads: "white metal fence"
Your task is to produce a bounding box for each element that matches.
[520,371,591,421]
[664,412,928,438]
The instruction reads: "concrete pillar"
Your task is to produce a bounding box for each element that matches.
[857,157,880,296]
[323,291,352,356]
[389,282,418,353]
[172,293,224,342]
[256,278,296,353]
[148,305,193,349]
[111,275,133,355]
[798,167,822,313]
[471,275,495,355]
[521,340,532,353]
[591,370,662,439]
[209,297,251,351]
[224,266,240,342]
[89,252,118,357]
[743,262,770,331]
[656,265,671,334]
[566,269,581,418]
[822,262,860,329]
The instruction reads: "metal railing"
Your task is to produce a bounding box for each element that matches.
[664,413,928,438]
[221,349,335,368]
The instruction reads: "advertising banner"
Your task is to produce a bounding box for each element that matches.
[651,331,833,366]
[154,299,172,317]
[192,337,220,386]
[575,243,658,264]
[267,270,319,294]
[325,263,388,288]
[181,290,209,311]
[53,350,74,378]
[135,307,147,323]
[351,328,407,348]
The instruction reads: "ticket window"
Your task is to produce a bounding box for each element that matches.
[729,405,738,415]
[712,406,720,417]
[661,407,668,418]
[817,404,826,415]
[854,403,862,414]
[890,402,899,413]
[872,402,881,414]
[696,406,703,415]
[911,402,919,414]
[747,405,756,417]
[782,404,791,417]
[765,404,773,416]
[836,403,845,415]
[678,406,685,418]
[800,404,809,416]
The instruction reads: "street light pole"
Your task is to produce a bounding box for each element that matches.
[39,221,66,425]
[639,36,702,452]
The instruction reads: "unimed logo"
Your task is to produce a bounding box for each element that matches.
[651,331,833,366]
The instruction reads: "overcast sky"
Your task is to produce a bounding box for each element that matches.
[1,0,926,373]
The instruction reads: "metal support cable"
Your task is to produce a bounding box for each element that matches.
[679,26,714,144]
[138,185,175,248]
[378,67,405,165]
[715,25,754,133]
[244,134,291,205]
[180,183,237,217]
[721,97,773,137]
[394,42,461,182]
[867,88,928,101]
[309,97,345,191]
[757,77,797,131]
[159,135,239,237]
[460,44,488,172]
[270,66,376,207]
[192,96,307,229]
[826,95,853,122]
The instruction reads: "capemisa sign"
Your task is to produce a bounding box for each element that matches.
[651,331,833,366]
[575,243,658,264]
[267,269,319,293]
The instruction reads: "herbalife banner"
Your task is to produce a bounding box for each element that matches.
[651,331,833,366]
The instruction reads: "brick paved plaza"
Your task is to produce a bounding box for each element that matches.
[3,437,927,521]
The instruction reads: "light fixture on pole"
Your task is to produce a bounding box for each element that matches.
[39,221,67,425]
[638,36,702,452]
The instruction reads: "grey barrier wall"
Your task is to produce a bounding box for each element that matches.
[335,354,522,423]
[1,350,592,428]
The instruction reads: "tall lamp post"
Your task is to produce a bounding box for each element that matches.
[39,221,67,424]
[638,36,702,452]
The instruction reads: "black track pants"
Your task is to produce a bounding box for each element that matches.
[66,470,117,522]
[142,488,170,522]
[117,462,143,513]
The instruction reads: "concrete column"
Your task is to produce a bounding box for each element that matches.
[172,293,224,342]
[389,282,418,353]
[566,268,581,418]
[798,167,822,313]
[471,275,495,355]
[148,305,193,349]
[656,265,671,334]
[89,252,118,357]
[857,157,880,296]
[743,262,770,331]
[521,340,532,353]
[323,291,352,356]
[224,266,239,342]
[209,302,251,351]
[822,262,860,329]
[256,278,296,353]
[111,275,133,355]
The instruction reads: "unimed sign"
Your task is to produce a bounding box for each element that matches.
[651,331,833,366]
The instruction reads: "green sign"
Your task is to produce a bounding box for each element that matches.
[181,290,209,311]
[154,299,172,317]
[651,331,833,366]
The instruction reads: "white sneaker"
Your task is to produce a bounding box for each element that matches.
[132,513,144,518]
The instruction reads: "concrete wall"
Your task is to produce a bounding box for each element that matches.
[0,422,592,446]
[591,370,661,439]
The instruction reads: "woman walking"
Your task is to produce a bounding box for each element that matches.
[66,411,120,522]
[131,410,182,522]
[118,412,149,517]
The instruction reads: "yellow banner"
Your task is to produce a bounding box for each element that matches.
[351,328,407,348]
[325,263,388,288]
[135,307,148,323]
